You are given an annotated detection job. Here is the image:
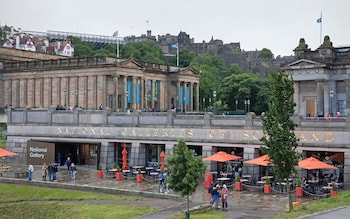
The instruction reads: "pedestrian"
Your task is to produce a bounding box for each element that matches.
[47,162,53,181]
[66,157,71,171]
[158,170,164,193]
[42,163,47,181]
[52,163,58,181]
[28,163,33,181]
[57,153,62,166]
[71,163,76,180]
[221,184,229,209]
[211,184,221,209]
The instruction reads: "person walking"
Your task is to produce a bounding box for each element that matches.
[47,162,53,181]
[211,184,221,209]
[41,163,47,181]
[221,184,229,209]
[28,163,33,181]
[71,163,76,181]
[65,157,71,172]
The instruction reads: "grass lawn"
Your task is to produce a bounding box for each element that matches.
[0,183,156,219]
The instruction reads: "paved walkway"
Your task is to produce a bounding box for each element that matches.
[0,164,337,219]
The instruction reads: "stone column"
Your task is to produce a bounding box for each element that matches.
[132,77,136,111]
[130,142,145,166]
[144,78,148,110]
[141,78,144,111]
[151,80,155,110]
[183,82,187,112]
[243,147,260,177]
[99,141,110,170]
[190,82,193,112]
[114,76,119,111]
[294,81,300,115]
[123,76,127,112]
[177,81,180,109]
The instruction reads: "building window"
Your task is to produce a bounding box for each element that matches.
[337,100,346,116]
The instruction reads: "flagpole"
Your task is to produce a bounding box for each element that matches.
[117,38,120,58]
[320,12,322,45]
[177,44,179,67]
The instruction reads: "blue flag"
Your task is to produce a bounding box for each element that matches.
[317,17,322,23]
[171,42,178,49]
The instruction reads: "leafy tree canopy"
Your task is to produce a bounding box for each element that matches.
[167,139,206,197]
[174,49,198,67]
[120,40,166,64]
[259,48,274,59]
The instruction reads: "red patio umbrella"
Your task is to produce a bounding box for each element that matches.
[243,154,271,167]
[0,148,19,157]
[298,157,336,170]
[121,148,128,170]
[329,153,344,163]
[160,151,165,171]
[203,151,241,162]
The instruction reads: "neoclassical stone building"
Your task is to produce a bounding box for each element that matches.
[284,36,350,118]
[0,55,200,112]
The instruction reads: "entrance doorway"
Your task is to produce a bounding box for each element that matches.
[55,143,99,167]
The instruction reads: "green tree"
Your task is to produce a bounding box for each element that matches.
[220,72,270,114]
[0,27,6,41]
[166,139,206,218]
[174,49,197,67]
[260,70,300,211]
[259,48,274,59]
[67,36,94,57]
[120,40,166,64]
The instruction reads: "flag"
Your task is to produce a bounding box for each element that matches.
[317,17,322,23]
[171,42,178,49]
[113,31,118,37]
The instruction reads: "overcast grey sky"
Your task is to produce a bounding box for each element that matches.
[1,0,349,56]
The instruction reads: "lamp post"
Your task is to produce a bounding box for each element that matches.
[176,96,179,111]
[183,96,186,113]
[145,95,147,110]
[235,100,238,111]
[247,99,250,113]
[74,89,78,108]
[64,88,67,108]
[329,89,334,117]
[213,91,217,115]
[202,97,205,111]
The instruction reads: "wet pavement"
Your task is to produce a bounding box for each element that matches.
[0,164,316,219]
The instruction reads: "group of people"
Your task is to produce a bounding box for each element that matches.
[208,182,229,209]
[41,162,58,181]
[28,156,77,181]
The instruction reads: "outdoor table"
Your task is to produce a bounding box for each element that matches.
[323,186,332,191]
[242,175,251,179]
[150,171,159,180]
[133,170,146,175]
[240,179,249,184]
[261,176,273,180]
[145,167,154,175]
[217,177,230,185]
[256,181,265,186]
[122,169,130,176]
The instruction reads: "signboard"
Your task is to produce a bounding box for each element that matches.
[27,141,55,165]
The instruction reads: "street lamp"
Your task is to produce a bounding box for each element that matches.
[145,95,147,110]
[183,96,186,113]
[64,88,67,108]
[247,99,250,113]
[329,89,334,116]
[203,97,205,111]
[213,91,217,115]
[235,100,238,111]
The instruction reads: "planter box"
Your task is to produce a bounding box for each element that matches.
[115,172,123,180]
[97,170,104,178]
[264,184,272,193]
[136,174,143,183]
[235,182,243,191]
[296,187,303,197]
[330,190,338,197]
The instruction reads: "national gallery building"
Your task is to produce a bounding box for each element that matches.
[1,36,350,188]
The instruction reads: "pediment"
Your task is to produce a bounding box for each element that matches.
[118,59,144,69]
[287,59,325,68]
